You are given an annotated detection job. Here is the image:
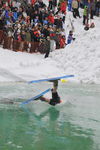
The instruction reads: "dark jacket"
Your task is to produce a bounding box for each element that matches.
[44,39,50,58]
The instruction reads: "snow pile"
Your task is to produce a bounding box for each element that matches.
[44,1,100,83]
[51,14,100,84]
[0,49,65,82]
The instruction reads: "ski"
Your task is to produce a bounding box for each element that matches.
[21,88,51,105]
[28,75,74,84]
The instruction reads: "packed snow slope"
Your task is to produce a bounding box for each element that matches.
[0,12,100,84]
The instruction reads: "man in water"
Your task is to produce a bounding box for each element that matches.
[40,80,62,106]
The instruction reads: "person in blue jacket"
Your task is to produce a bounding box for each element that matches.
[67,30,75,44]
[68,0,73,11]
[12,7,18,22]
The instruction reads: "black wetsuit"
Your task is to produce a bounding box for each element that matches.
[49,91,61,106]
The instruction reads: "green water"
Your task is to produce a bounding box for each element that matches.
[0,82,100,150]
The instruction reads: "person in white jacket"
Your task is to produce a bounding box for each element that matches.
[72,0,81,18]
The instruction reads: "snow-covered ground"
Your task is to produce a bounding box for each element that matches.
[0,10,100,84]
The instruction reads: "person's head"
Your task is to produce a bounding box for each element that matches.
[19,7,23,12]
[50,12,53,16]
[17,30,20,34]
[84,5,88,9]
[47,36,50,40]
[14,7,18,12]
[34,10,38,14]
[21,30,25,34]
[36,16,39,19]
[5,6,10,11]
[69,30,73,35]
[44,25,48,29]
[8,24,12,28]
[62,35,65,38]
[45,17,48,20]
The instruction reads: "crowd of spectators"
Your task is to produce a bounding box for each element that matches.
[0,0,99,56]
[0,0,67,54]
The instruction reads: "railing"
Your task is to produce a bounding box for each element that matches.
[0,30,61,54]
[0,30,41,53]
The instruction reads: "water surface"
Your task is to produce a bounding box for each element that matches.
[0,82,100,150]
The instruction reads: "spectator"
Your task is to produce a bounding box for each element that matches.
[48,0,53,10]
[68,0,73,11]
[60,0,67,14]
[83,5,89,25]
[60,35,66,48]
[0,0,67,52]
[95,0,100,16]
[48,12,55,25]
[44,36,51,58]
[90,2,95,19]
[72,0,81,18]
[67,30,75,44]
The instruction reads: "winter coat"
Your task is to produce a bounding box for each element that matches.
[34,18,40,24]
[44,39,51,58]
[53,0,57,6]
[7,27,13,37]
[0,19,4,30]
[96,1,100,8]
[67,34,73,44]
[4,10,10,19]
[44,39,50,52]
[13,12,18,22]
[60,36,66,48]
[43,19,49,25]
[26,32,31,42]
[21,33,26,41]
[68,0,73,4]
[48,15,54,24]
[60,1,67,13]
[31,0,36,5]
[83,6,88,16]
[17,34,22,41]
[42,28,50,38]
[32,30,40,42]
[38,1,46,8]
[54,18,63,29]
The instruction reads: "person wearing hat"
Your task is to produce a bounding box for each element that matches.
[67,30,75,44]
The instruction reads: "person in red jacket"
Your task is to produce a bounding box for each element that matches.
[31,0,36,5]
[60,0,67,14]
[59,35,66,48]
[48,13,55,25]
